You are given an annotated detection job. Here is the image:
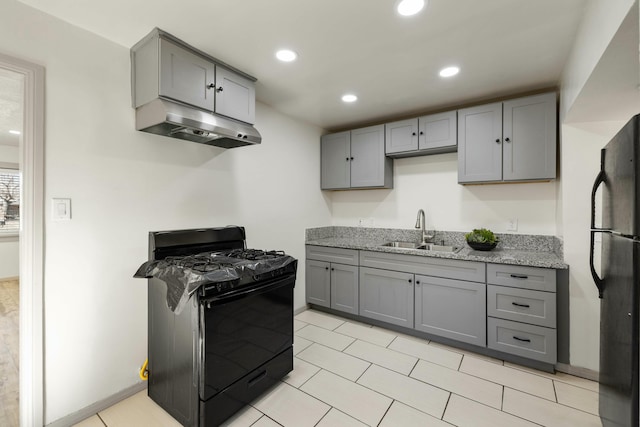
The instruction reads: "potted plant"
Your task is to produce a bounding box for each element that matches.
[465,228,499,251]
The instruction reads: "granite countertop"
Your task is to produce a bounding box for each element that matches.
[305,227,568,270]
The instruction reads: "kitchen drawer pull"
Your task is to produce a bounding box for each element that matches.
[513,336,531,343]
[510,274,529,279]
[511,302,530,308]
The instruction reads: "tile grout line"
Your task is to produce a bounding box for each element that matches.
[503,385,601,418]
[96,413,108,426]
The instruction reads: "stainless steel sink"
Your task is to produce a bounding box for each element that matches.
[380,241,461,253]
[381,241,423,249]
[421,243,461,253]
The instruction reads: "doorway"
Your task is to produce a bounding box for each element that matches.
[0,53,44,427]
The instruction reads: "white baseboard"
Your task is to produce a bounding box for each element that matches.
[555,363,599,382]
[46,382,147,427]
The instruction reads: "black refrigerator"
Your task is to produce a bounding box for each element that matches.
[590,114,640,427]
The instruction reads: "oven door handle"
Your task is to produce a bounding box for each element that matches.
[202,275,294,307]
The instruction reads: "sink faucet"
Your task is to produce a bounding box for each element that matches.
[415,209,434,244]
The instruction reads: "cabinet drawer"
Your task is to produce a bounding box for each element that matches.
[487,285,556,328]
[487,264,556,292]
[306,245,358,265]
[360,250,485,283]
[487,318,557,364]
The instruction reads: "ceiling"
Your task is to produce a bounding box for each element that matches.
[12,0,590,132]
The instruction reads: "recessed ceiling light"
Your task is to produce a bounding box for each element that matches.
[341,94,358,103]
[439,66,460,77]
[275,49,298,62]
[8,130,20,135]
[396,0,426,16]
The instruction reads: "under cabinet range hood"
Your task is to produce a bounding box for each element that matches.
[135,99,261,149]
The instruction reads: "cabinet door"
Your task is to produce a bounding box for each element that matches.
[385,119,418,154]
[321,132,351,189]
[359,267,413,328]
[503,93,556,181]
[305,260,330,307]
[457,102,503,183]
[159,39,216,111]
[350,125,392,188]
[418,111,457,151]
[215,67,256,124]
[414,275,486,346]
[330,264,359,315]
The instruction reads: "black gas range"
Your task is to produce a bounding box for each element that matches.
[134,226,297,426]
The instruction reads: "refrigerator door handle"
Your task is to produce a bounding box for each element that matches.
[590,153,606,298]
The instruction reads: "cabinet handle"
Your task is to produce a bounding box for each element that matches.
[412,132,417,136]
[206,83,215,90]
[419,131,424,135]
[510,274,529,279]
[325,267,329,270]
[513,336,531,343]
[415,280,420,285]
[350,157,354,161]
[511,302,530,308]
[346,157,350,162]
[505,137,511,143]
[495,138,501,144]
[216,86,224,93]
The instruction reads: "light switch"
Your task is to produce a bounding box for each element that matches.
[52,198,71,221]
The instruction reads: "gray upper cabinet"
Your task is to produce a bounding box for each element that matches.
[458,93,557,184]
[502,93,557,181]
[131,29,256,124]
[215,67,256,124]
[321,125,393,190]
[457,102,503,183]
[385,119,418,154]
[321,131,351,189]
[159,39,216,111]
[385,111,457,158]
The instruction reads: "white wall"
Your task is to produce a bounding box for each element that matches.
[560,122,625,371]
[0,0,330,423]
[558,0,638,372]
[0,143,19,279]
[0,236,19,278]
[331,153,558,235]
[561,0,635,119]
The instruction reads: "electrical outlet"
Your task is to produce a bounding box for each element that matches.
[507,218,518,232]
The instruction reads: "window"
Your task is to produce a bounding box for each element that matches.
[0,167,20,233]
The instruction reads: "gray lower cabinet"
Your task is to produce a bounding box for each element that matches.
[306,246,359,315]
[330,264,359,314]
[306,259,331,307]
[415,275,486,346]
[321,125,393,190]
[359,267,414,328]
[458,92,556,184]
[486,263,557,364]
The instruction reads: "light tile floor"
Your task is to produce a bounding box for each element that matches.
[0,279,19,427]
[75,309,603,427]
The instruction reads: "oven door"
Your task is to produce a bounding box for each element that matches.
[198,274,294,401]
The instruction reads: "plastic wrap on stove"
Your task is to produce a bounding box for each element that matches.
[134,252,297,314]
